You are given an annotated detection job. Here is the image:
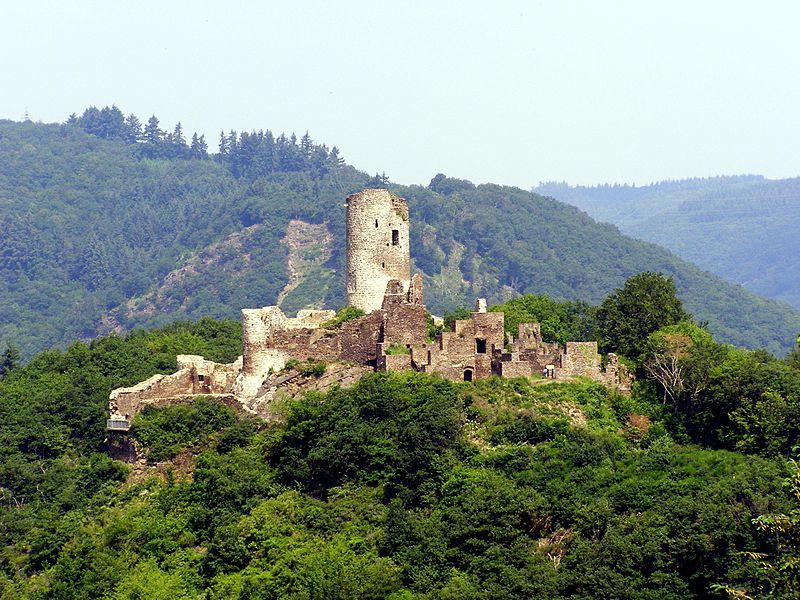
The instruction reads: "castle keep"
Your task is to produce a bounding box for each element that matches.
[346,189,411,313]
[108,189,631,430]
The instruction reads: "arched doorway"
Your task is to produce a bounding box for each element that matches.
[463,368,473,382]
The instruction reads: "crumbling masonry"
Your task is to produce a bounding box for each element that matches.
[108,188,631,430]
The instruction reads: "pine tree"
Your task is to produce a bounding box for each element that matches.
[300,131,313,159]
[330,146,345,167]
[190,133,208,159]
[143,116,163,158]
[218,131,228,156]
[0,343,20,378]
[123,114,142,143]
[143,116,163,144]
[166,122,187,158]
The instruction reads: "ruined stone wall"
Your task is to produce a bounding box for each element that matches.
[339,311,383,365]
[382,294,427,347]
[378,352,413,372]
[346,189,411,313]
[600,353,634,392]
[270,328,341,362]
[241,306,336,382]
[557,341,602,380]
[424,310,505,381]
[176,354,241,395]
[109,356,241,422]
[471,312,505,353]
[497,360,533,378]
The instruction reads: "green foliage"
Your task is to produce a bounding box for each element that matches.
[1,344,796,598]
[788,335,800,371]
[301,360,326,377]
[273,372,464,502]
[490,294,597,344]
[320,306,366,329]
[539,176,800,311]
[425,312,443,342]
[443,307,472,330]
[597,272,690,359]
[131,397,237,461]
[0,343,19,378]
[384,343,411,355]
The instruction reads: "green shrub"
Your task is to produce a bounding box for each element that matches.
[301,361,326,377]
[384,343,410,355]
[321,306,366,329]
[130,397,237,461]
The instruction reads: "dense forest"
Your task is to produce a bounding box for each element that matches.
[0,108,798,359]
[2,277,800,598]
[537,176,800,309]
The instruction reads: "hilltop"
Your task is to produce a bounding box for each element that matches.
[537,176,800,309]
[0,112,798,358]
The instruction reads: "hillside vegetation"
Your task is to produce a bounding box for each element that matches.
[537,176,800,309]
[1,110,798,359]
[2,285,800,597]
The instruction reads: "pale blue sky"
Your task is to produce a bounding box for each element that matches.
[3,0,799,187]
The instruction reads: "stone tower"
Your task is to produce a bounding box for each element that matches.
[346,189,411,313]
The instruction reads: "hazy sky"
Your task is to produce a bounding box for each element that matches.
[3,1,799,187]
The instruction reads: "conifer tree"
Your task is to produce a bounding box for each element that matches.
[142,116,164,158]
[218,130,228,156]
[123,114,142,143]
[0,343,19,378]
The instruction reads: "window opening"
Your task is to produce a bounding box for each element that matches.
[463,369,473,382]
[476,338,487,354]
[391,229,399,245]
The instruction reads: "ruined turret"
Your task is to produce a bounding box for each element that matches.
[345,189,411,314]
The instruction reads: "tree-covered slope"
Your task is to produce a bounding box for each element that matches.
[2,313,800,598]
[536,176,800,309]
[1,116,798,358]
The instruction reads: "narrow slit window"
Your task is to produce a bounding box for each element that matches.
[375,219,378,228]
[391,229,399,245]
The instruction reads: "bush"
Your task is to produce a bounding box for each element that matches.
[130,397,237,461]
[321,306,366,329]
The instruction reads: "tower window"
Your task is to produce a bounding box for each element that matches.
[476,338,487,354]
[391,229,399,245]
[375,219,378,228]
[381,262,385,268]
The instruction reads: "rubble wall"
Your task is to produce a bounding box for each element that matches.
[558,341,602,379]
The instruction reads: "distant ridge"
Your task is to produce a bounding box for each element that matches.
[537,176,800,309]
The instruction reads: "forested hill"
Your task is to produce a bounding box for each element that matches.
[0,110,798,358]
[536,176,800,309]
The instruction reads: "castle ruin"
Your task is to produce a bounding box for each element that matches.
[108,189,631,430]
